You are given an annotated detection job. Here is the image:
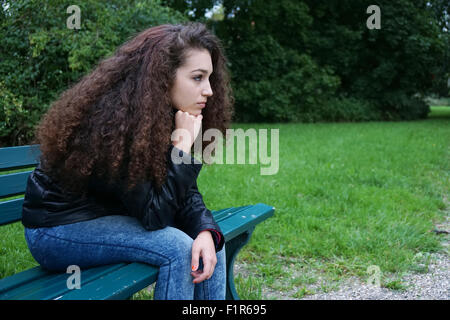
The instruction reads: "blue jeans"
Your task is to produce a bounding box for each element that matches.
[24,215,226,300]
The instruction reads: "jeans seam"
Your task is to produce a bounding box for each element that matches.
[204,278,210,300]
[165,264,171,300]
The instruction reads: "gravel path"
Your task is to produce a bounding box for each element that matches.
[300,251,449,300]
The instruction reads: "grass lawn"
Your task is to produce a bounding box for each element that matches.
[1,106,449,299]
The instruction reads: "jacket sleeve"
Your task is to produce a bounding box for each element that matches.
[118,146,202,231]
[174,179,225,252]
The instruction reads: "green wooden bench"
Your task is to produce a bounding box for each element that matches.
[0,145,275,300]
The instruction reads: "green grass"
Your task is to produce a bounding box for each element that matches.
[197,106,450,298]
[1,106,449,299]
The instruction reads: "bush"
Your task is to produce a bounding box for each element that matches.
[317,97,383,122]
[376,92,431,121]
[228,34,340,122]
[0,81,30,145]
[0,0,187,146]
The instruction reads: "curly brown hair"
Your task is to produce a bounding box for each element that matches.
[35,22,234,195]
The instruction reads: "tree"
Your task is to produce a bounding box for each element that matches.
[427,0,449,97]
[211,0,341,122]
[165,0,447,121]
[303,0,447,119]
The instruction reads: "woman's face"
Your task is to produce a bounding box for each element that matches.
[170,48,213,116]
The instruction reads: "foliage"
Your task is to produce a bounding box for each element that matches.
[1,0,448,144]
[316,96,383,122]
[295,0,446,120]
[228,34,340,122]
[0,0,187,146]
[164,0,448,122]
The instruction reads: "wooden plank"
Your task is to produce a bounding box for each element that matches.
[0,264,128,300]
[0,266,48,294]
[0,171,32,197]
[59,263,158,300]
[218,203,275,241]
[0,198,23,225]
[0,145,40,170]
[213,205,252,222]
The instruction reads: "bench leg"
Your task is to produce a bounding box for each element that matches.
[225,227,255,300]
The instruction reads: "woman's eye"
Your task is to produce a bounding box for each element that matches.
[193,75,202,81]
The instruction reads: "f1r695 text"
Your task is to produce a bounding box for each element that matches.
[226,304,266,315]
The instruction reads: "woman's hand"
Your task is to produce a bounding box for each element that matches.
[191,230,217,284]
[172,111,202,154]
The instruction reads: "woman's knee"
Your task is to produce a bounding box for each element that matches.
[157,227,193,264]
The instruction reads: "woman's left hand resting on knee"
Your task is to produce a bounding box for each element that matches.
[191,230,217,284]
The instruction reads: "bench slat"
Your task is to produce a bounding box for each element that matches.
[0,198,24,225]
[0,171,32,198]
[0,145,40,170]
[0,266,48,295]
[219,203,275,241]
[59,263,158,300]
[0,264,128,300]
[213,205,252,222]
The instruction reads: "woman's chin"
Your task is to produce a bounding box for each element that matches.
[191,110,202,116]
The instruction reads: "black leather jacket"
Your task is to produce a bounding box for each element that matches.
[21,146,224,252]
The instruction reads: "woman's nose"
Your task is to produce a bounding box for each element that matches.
[202,81,213,97]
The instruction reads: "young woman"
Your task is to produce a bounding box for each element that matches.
[21,22,234,300]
